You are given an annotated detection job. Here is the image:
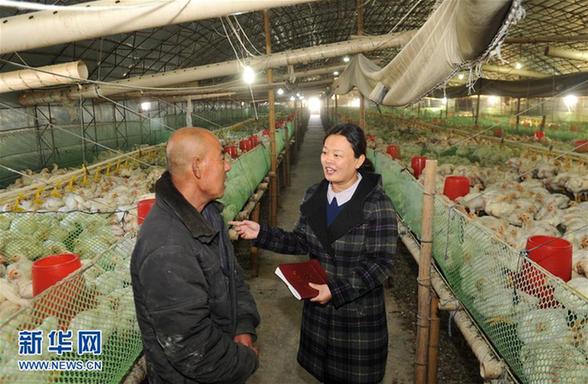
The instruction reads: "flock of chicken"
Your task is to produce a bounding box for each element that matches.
[367,120,588,381]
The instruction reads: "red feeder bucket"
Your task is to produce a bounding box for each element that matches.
[443,176,470,201]
[494,128,504,138]
[574,140,588,153]
[534,131,545,140]
[262,129,270,137]
[250,135,259,147]
[525,235,572,283]
[386,144,401,159]
[32,253,81,296]
[411,156,427,178]
[137,193,156,225]
[224,145,238,159]
[367,134,376,142]
[239,138,252,152]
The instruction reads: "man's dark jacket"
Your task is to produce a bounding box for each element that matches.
[131,171,260,383]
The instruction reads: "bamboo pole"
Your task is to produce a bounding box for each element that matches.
[427,294,440,384]
[415,159,437,384]
[264,9,278,227]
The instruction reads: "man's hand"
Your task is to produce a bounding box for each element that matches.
[229,220,260,240]
[309,283,332,304]
[234,334,258,356]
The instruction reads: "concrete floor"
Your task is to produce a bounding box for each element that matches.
[246,115,414,383]
[244,115,482,384]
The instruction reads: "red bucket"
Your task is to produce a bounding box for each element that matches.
[443,176,470,201]
[534,131,545,140]
[525,235,572,283]
[411,156,427,178]
[494,128,504,138]
[250,135,259,147]
[224,145,238,159]
[239,138,252,152]
[137,194,156,224]
[574,140,588,153]
[262,129,270,137]
[386,144,401,159]
[367,134,376,142]
[32,253,81,296]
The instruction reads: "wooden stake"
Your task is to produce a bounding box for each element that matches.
[356,0,366,132]
[415,159,437,384]
[263,9,278,227]
[427,294,440,384]
[474,92,481,127]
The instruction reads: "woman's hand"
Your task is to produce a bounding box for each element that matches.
[309,283,332,304]
[229,220,261,239]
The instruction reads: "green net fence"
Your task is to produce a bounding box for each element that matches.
[370,150,588,383]
[0,212,141,384]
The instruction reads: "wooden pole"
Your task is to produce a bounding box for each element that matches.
[357,0,366,132]
[427,294,440,384]
[474,92,481,127]
[515,97,521,131]
[334,94,338,125]
[264,9,278,227]
[185,97,193,127]
[250,202,261,277]
[415,159,437,384]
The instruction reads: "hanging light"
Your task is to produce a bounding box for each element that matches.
[140,102,151,111]
[564,94,578,109]
[488,95,499,106]
[457,73,465,80]
[343,56,350,63]
[290,96,296,101]
[514,62,523,70]
[242,65,255,84]
[277,88,284,96]
[333,71,339,76]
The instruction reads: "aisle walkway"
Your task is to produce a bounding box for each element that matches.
[246,115,414,383]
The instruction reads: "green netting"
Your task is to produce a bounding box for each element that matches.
[219,144,270,224]
[0,212,141,384]
[369,150,423,238]
[371,150,588,383]
[0,120,172,188]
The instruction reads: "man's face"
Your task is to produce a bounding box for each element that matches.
[200,138,231,200]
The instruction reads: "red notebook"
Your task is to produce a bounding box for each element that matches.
[274,259,328,300]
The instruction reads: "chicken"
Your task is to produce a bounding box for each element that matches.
[572,249,588,277]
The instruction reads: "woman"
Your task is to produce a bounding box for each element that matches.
[231,123,398,384]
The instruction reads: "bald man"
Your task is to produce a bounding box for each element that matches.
[131,128,260,384]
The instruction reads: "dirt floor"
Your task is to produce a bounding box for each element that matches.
[238,115,483,384]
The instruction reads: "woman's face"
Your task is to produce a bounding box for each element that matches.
[321,134,365,191]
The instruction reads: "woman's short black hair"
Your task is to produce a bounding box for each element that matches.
[324,123,375,173]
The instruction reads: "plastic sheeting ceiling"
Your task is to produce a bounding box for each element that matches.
[333,0,522,106]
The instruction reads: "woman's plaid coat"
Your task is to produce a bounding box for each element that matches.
[255,172,398,384]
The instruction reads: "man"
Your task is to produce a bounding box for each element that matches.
[131,127,260,383]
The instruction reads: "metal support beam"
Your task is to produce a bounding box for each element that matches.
[33,105,58,168]
[79,99,99,162]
